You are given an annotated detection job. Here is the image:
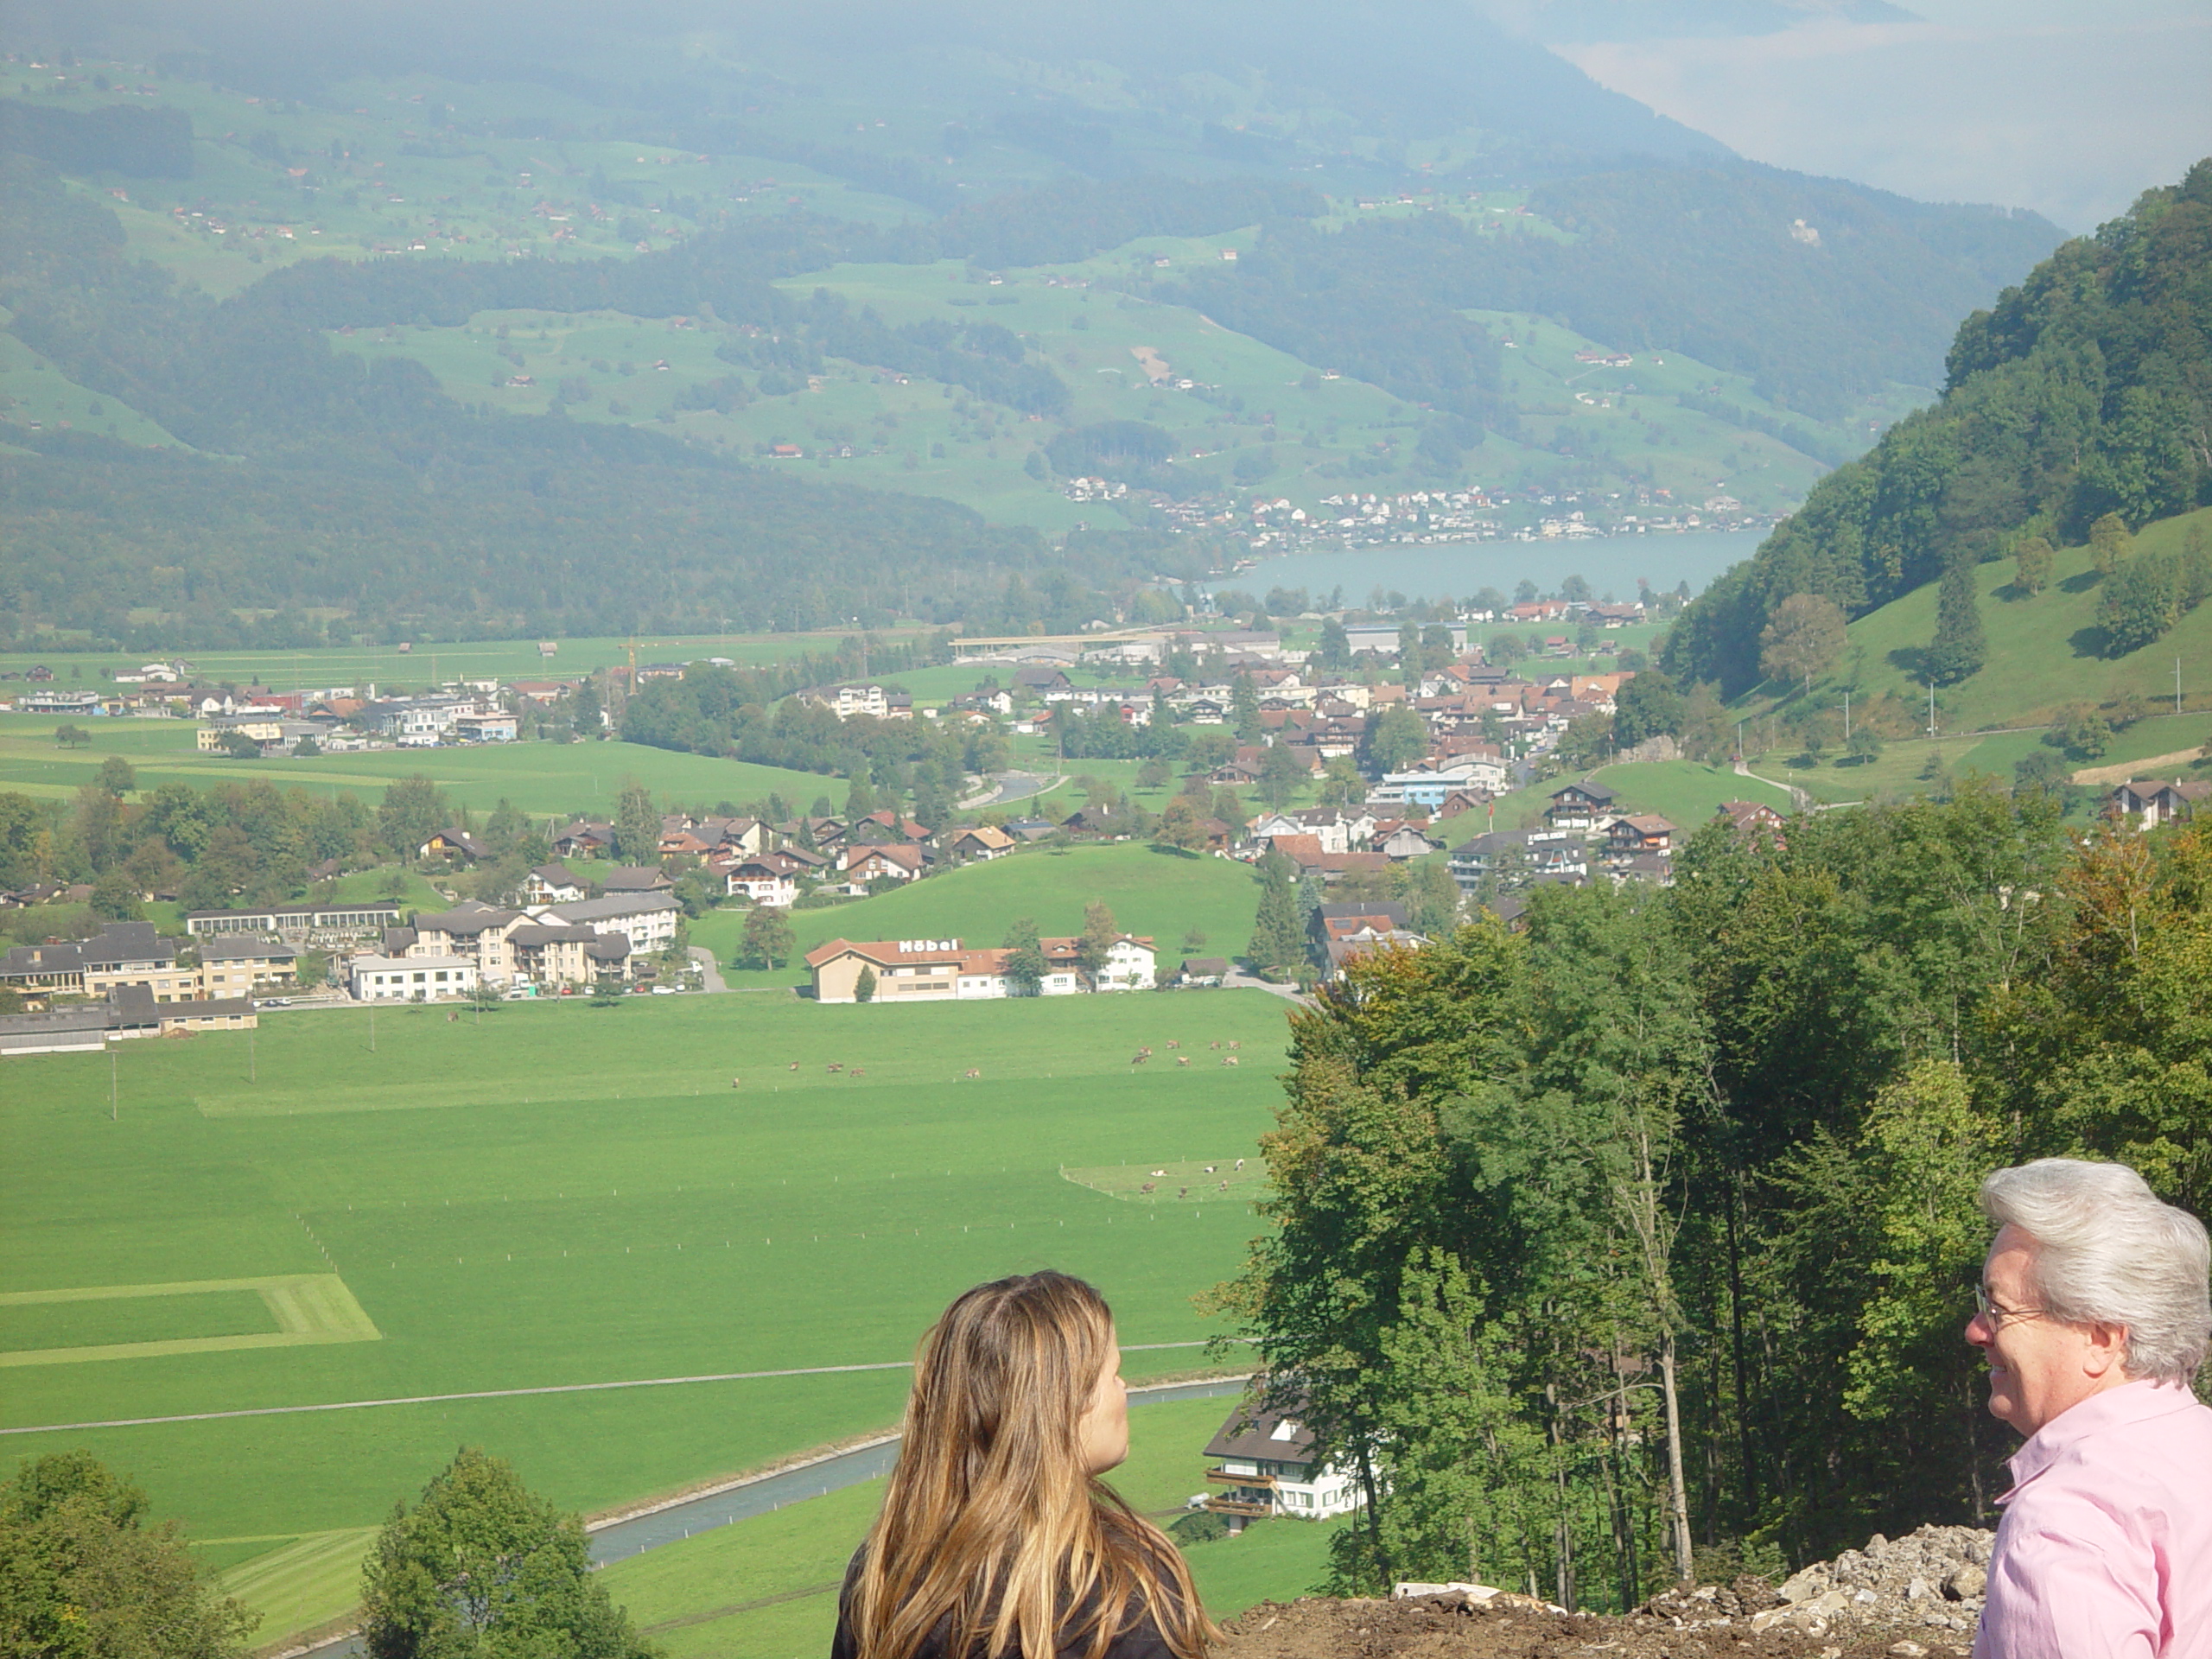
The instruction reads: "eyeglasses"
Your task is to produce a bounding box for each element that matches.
[1973,1284,2049,1330]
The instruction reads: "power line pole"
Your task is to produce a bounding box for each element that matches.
[2178,656,2184,716]
[1843,690,1852,744]
[1927,681,1937,740]
[111,1046,118,1122]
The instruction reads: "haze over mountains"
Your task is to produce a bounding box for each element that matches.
[0,0,2107,648]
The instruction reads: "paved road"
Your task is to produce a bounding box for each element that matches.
[959,770,1057,810]
[1222,966,1315,1007]
[688,946,728,993]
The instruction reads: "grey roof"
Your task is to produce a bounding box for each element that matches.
[587,935,631,961]
[529,863,584,885]
[415,902,520,935]
[1204,1404,1318,1467]
[79,923,168,968]
[602,866,671,891]
[537,893,680,924]
[200,936,299,962]
[381,926,419,955]
[0,942,86,977]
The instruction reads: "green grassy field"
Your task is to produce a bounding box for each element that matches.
[3,989,1293,1645]
[690,843,1265,988]
[0,628,907,691]
[0,716,835,819]
[594,1391,1342,1659]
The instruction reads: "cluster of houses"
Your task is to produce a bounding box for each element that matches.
[0,668,533,754]
[1446,789,1789,910]
[0,921,268,1056]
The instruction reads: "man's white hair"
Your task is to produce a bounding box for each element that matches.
[1980,1158,2211,1385]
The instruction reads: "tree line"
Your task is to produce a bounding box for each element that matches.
[1216,788,2212,1611]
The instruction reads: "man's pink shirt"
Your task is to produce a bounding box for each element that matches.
[1974,1378,2212,1659]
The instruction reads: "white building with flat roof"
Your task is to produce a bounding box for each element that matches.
[349,954,478,1001]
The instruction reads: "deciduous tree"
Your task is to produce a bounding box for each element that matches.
[361,1447,655,1659]
[0,1450,257,1659]
[1757,593,1847,691]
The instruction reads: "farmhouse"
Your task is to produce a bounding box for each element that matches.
[945,825,1016,861]
[1200,1404,1365,1533]
[522,863,589,905]
[842,843,925,885]
[806,932,1157,1003]
[1605,814,1677,859]
[1546,781,1618,830]
[2111,778,2211,826]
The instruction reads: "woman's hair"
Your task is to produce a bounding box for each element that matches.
[848,1272,1211,1659]
[1980,1158,2212,1384]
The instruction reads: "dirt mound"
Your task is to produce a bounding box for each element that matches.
[1217,1587,1970,1659]
[1216,1523,1999,1659]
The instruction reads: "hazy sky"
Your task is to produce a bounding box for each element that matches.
[1550,0,2212,231]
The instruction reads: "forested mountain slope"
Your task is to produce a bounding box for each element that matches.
[1667,160,2212,696]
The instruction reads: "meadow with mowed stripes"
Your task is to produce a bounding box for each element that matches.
[2,988,1294,1644]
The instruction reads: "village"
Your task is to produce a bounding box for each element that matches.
[7,605,2199,1051]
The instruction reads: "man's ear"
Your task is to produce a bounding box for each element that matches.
[2082,1319,2132,1380]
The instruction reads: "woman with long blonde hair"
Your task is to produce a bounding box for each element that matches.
[832,1271,1213,1659]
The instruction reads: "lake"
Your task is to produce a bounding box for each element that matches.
[1211,526,1770,606]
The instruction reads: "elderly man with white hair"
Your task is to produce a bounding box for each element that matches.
[1967,1158,2212,1658]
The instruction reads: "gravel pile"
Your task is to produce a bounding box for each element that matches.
[1641,1524,1993,1643]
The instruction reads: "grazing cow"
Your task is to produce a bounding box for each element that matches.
[1203,1165,1217,1173]
[1222,1055,1239,1066]
[1140,1182,1155,1194]
[733,1077,742,1089]
[1219,1180,1230,1192]
[1176,1056,1190,1066]
[1235,1158,1246,1171]
[1166,1039,1180,1049]
[1228,1040,1240,1051]
[1178,1186,1189,1199]
[965,1067,981,1078]
[1150,1169,1166,1178]
[1129,1052,1150,1065]
[827,1063,842,1073]
[789,1061,800,1071]
[1209,1040,1220,1050]
[850,1066,865,1077]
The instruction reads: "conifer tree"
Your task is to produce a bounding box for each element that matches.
[1925,556,1986,683]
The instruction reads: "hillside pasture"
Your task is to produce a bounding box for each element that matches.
[1764,505,2212,732]
[3,989,1293,1645]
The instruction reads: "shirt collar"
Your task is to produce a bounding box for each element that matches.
[2003,1378,2202,1497]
